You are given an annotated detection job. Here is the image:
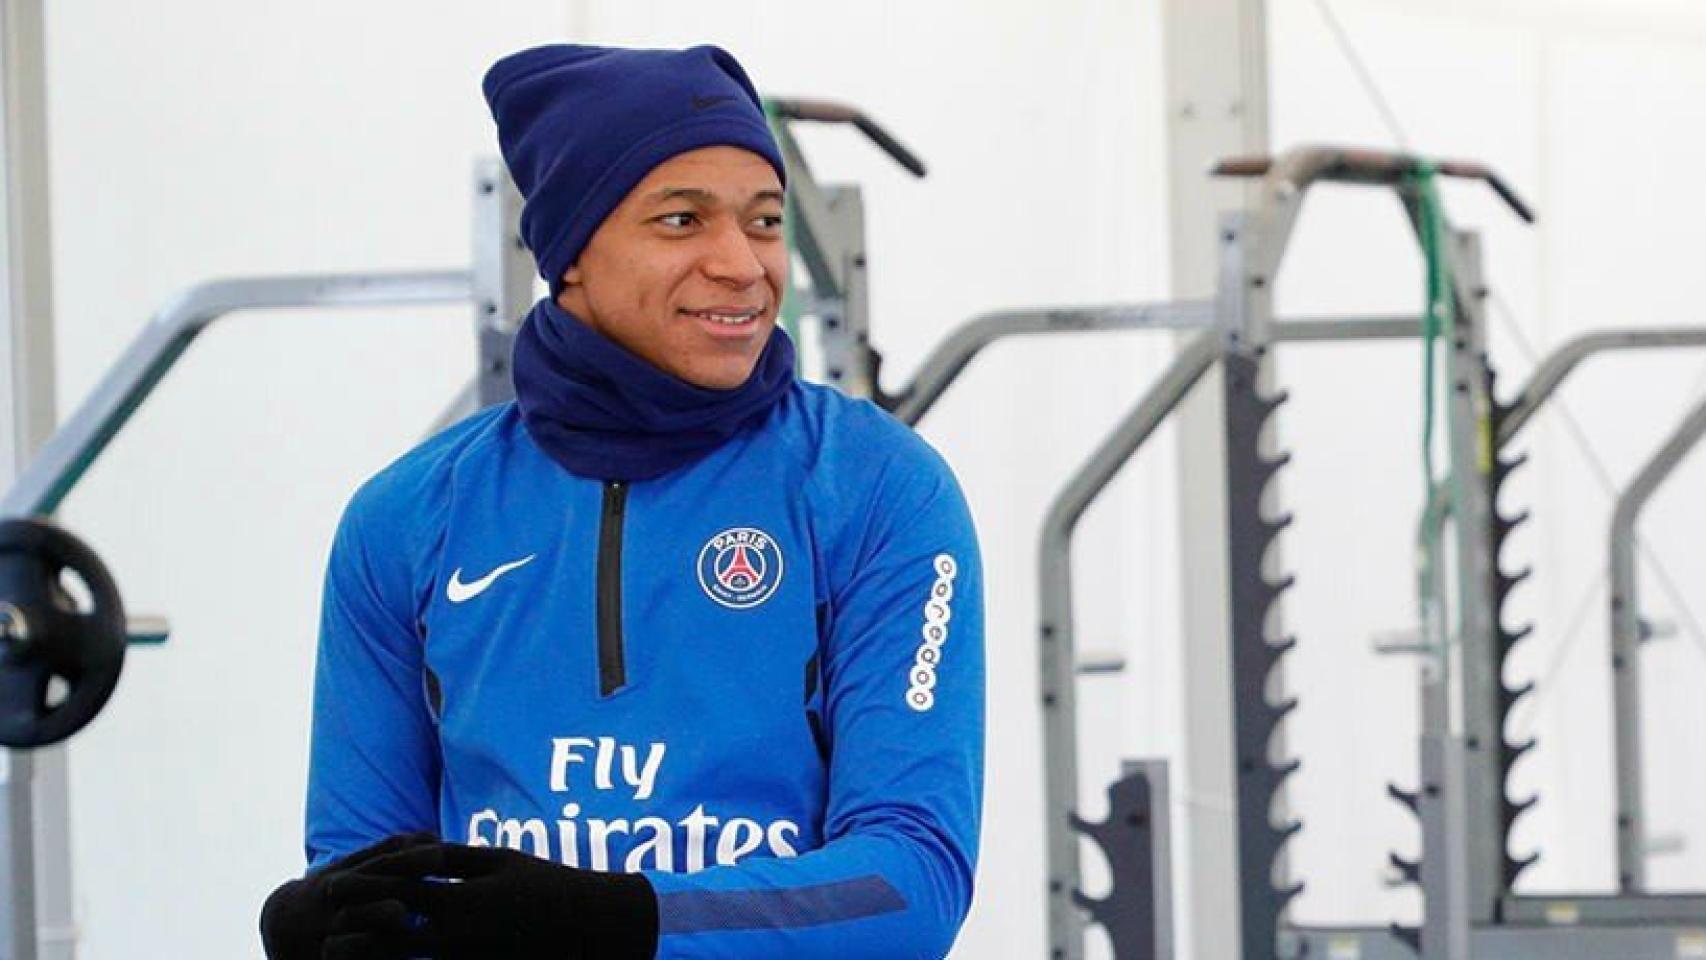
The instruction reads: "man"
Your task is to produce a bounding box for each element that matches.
[259,43,984,960]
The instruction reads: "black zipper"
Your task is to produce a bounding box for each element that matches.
[596,481,629,696]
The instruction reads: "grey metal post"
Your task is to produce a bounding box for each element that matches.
[470,158,532,409]
[891,303,1217,426]
[1609,391,1706,892]
[1134,759,1177,960]
[1214,208,1305,960]
[773,124,872,399]
[1040,332,1218,959]
[812,186,870,399]
[1413,489,1471,960]
[0,0,55,955]
[1398,206,1504,935]
[1416,710,1471,960]
[1438,229,1505,926]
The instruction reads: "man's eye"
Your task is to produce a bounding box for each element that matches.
[752,214,785,230]
[656,212,697,228]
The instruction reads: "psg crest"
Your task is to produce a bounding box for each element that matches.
[697,527,784,609]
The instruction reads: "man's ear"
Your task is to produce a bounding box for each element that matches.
[562,263,583,287]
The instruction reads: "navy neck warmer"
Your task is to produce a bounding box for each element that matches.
[512,297,797,482]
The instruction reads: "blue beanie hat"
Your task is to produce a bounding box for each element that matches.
[482,44,787,293]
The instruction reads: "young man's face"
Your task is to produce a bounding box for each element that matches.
[556,145,787,390]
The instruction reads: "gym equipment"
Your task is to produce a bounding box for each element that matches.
[0,518,124,748]
[1031,145,1706,959]
[834,138,1706,957]
[1069,760,1174,959]
[1610,393,1706,892]
[0,161,533,959]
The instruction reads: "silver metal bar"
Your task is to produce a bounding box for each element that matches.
[123,616,170,646]
[1280,927,1417,960]
[469,158,532,408]
[1284,924,1706,960]
[1473,925,1706,959]
[1608,390,1706,892]
[813,185,872,398]
[1418,707,1472,960]
[1,270,472,519]
[1130,758,1176,960]
[1,0,54,954]
[1440,229,1499,937]
[892,301,1216,427]
[1271,315,1422,342]
[1499,328,1706,446]
[1503,893,1706,925]
[774,122,844,300]
[772,123,873,398]
[1041,331,1218,960]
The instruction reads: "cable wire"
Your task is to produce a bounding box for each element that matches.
[1509,572,1605,738]
[1308,0,1413,152]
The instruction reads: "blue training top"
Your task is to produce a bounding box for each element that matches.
[304,380,984,959]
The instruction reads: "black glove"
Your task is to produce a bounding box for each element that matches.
[259,832,439,960]
[323,841,660,960]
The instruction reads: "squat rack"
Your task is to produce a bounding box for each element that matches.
[793,129,1706,957]
[1030,146,1706,960]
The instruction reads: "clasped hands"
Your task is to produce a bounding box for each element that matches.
[260,833,659,960]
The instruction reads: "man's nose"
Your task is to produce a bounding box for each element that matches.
[701,219,767,286]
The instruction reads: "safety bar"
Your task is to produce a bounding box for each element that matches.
[1,271,473,519]
[1498,328,1706,446]
[890,302,1217,425]
[1039,330,1219,959]
[1608,391,1706,892]
[893,308,1424,428]
[766,97,928,178]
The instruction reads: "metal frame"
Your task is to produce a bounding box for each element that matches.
[1429,325,1706,904]
[1609,392,1706,891]
[767,98,921,405]
[0,163,516,959]
[1,272,474,520]
[429,160,533,435]
[1211,150,1706,959]
[1029,144,1488,959]
[469,158,534,409]
[1495,329,1706,446]
[1030,144,1706,960]
[1042,330,1220,960]
[1068,759,1176,959]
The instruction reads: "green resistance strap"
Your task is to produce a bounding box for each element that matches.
[1414,161,1460,652]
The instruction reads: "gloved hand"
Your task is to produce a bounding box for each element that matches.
[259,832,440,960]
[323,841,660,959]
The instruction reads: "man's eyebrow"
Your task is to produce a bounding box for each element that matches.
[643,187,786,207]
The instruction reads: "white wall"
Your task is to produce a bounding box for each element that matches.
[28,0,1706,958]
